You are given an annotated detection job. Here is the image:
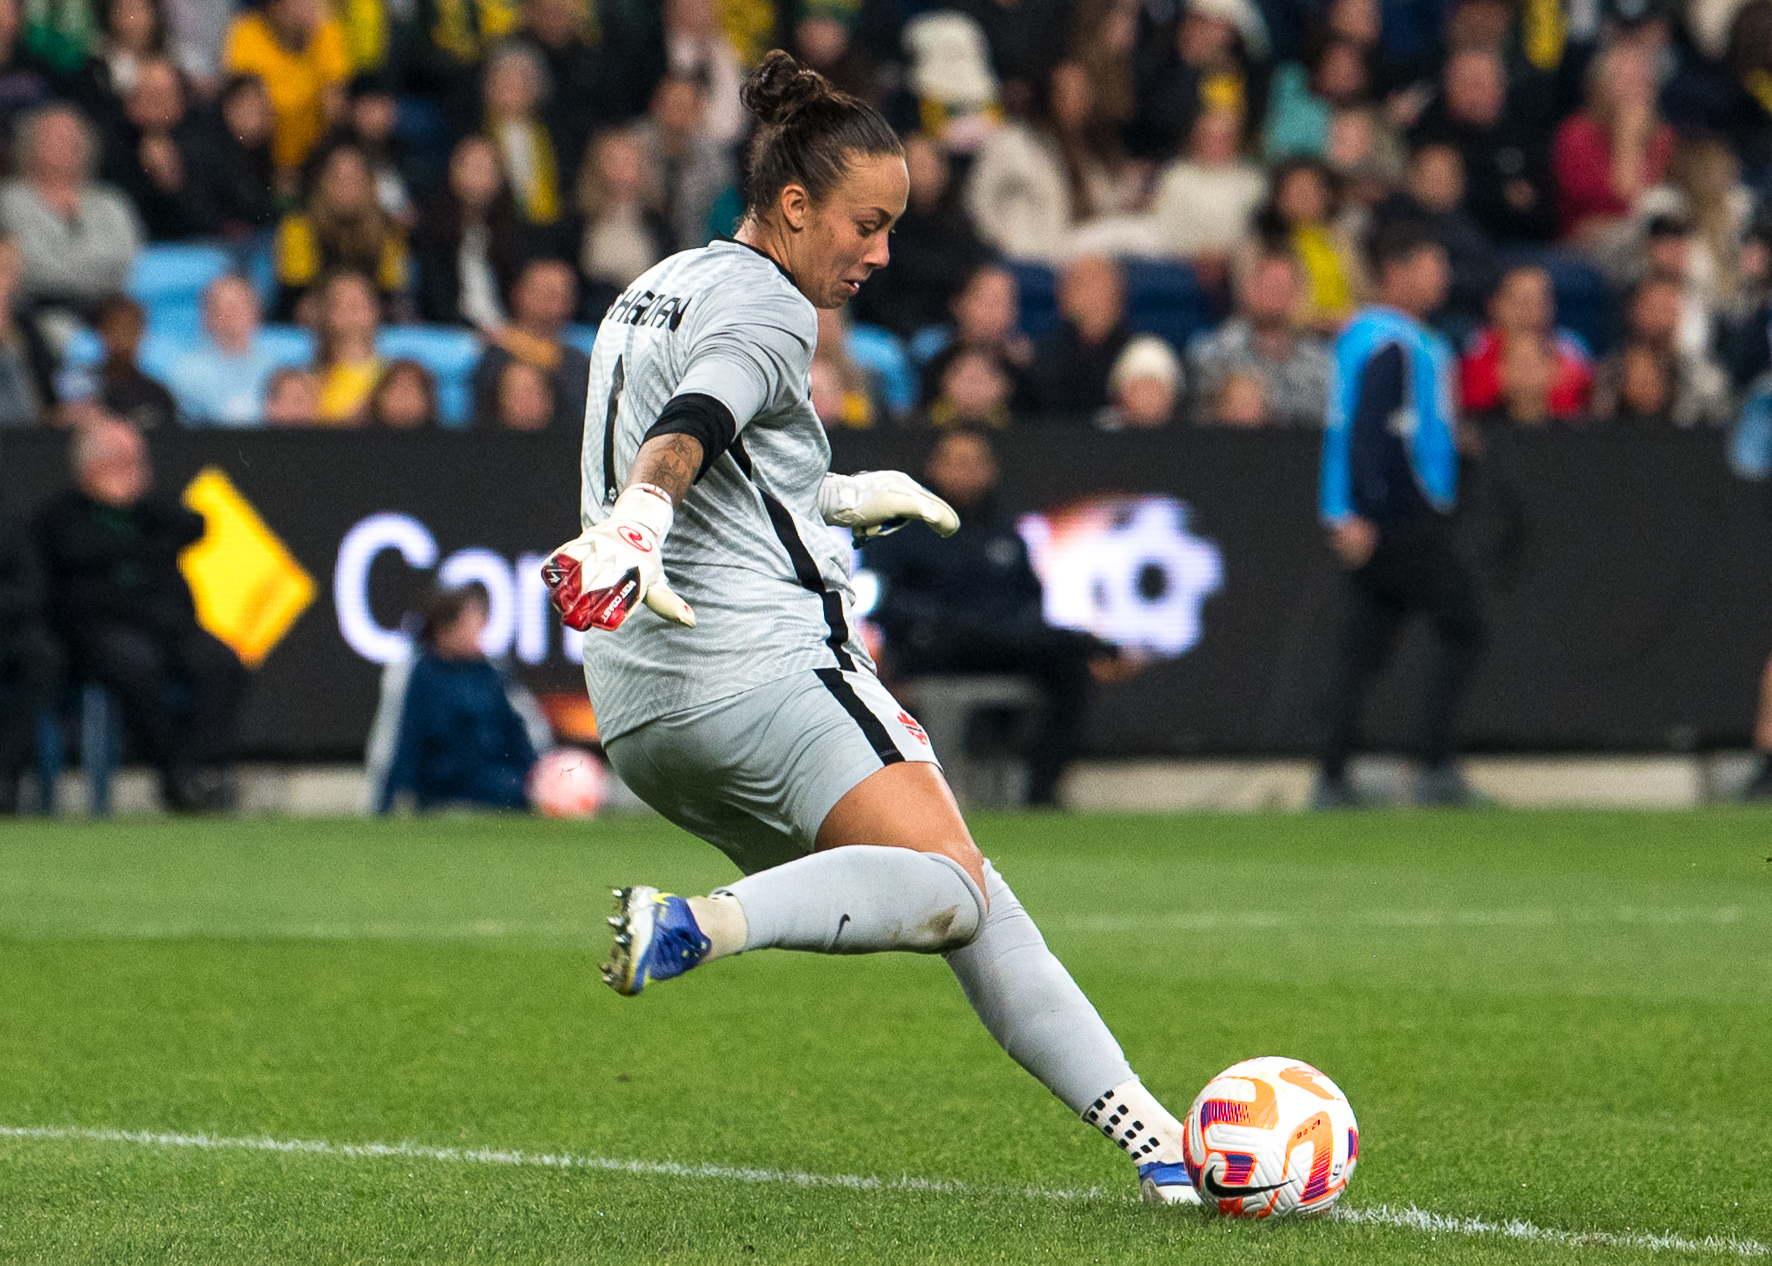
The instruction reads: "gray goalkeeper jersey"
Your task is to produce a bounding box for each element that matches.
[577,238,874,743]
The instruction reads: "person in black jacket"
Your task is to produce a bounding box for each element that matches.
[206,74,281,237]
[37,415,247,811]
[850,132,986,340]
[1030,255,1132,420]
[98,57,219,241]
[414,135,526,327]
[864,428,1118,806]
[0,506,59,812]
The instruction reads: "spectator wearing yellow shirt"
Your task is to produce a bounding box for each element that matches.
[481,41,564,237]
[273,140,408,319]
[313,268,382,424]
[222,0,348,181]
[1248,157,1367,335]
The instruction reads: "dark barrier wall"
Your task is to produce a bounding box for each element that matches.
[2,427,1767,758]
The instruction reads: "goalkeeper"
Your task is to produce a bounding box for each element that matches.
[543,50,1199,1205]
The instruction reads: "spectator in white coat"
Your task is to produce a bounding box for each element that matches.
[0,104,141,311]
[966,59,1142,261]
[1149,107,1266,264]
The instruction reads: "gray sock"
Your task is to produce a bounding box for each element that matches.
[944,860,1133,1115]
[717,846,985,954]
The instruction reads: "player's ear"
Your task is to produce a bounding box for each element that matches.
[778,181,810,232]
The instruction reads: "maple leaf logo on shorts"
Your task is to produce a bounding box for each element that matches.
[896,711,929,745]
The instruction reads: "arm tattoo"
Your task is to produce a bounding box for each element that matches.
[627,433,704,506]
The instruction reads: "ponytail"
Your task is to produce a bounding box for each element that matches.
[739,50,902,217]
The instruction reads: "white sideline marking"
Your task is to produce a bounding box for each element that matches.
[1331,1203,1769,1259]
[1,1124,1765,1258]
[0,1123,1104,1202]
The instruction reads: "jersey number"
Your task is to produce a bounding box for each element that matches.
[602,355,625,506]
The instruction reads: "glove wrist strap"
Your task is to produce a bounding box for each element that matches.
[612,484,675,541]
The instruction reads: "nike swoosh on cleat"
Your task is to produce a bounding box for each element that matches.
[832,913,851,946]
[1200,1174,1289,1200]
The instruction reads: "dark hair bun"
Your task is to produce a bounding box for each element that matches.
[740,50,831,127]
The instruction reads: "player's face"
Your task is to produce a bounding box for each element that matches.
[801,153,908,309]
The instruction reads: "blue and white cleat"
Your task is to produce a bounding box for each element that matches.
[1139,1160,1203,1207]
[602,886,711,996]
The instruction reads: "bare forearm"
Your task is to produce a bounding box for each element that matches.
[626,433,705,506]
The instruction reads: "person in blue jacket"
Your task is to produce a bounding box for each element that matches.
[379,583,537,813]
[1316,219,1487,809]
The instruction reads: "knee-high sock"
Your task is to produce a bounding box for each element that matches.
[944,860,1135,1116]
[717,846,985,954]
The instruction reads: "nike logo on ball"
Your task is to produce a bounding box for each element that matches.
[1200,1173,1288,1200]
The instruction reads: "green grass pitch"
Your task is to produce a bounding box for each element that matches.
[1,809,1768,1263]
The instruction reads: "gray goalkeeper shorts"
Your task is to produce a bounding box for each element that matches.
[602,668,941,876]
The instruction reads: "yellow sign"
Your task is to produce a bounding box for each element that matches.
[178,467,316,668]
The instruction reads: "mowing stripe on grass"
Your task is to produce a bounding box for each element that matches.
[4,905,1757,943]
[1,1123,1765,1258]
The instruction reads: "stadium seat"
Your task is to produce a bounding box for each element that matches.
[1121,259,1217,351]
[245,236,277,308]
[1005,258,1215,353]
[377,326,484,426]
[257,324,317,368]
[563,323,598,357]
[1007,261,1059,336]
[1496,248,1617,358]
[846,323,916,418]
[136,331,202,383]
[128,244,231,338]
[62,327,102,370]
[908,324,950,366]
[69,325,315,398]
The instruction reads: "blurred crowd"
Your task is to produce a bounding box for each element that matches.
[13,0,1772,809]
[0,0,1757,431]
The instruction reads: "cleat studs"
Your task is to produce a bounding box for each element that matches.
[607,916,623,928]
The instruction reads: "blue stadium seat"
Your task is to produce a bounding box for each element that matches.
[1495,248,1617,358]
[564,323,598,356]
[75,325,314,395]
[1006,260,1059,336]
[258,324,317,368]
[846,323,916,418]
[908,324,951,366]
[128,244,231,338]
[136,331,202,383]
[62,326,102,370]
[246,236,277,308]
[377,325,484,425]
[1121,259,1216,351]
[1004,258,1213,354]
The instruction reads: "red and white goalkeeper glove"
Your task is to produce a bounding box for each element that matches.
[818,470,960,546]
[542,485,695,632]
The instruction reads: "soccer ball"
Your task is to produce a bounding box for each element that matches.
[1182,1057,1359,1219]
[527,747,607,818]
